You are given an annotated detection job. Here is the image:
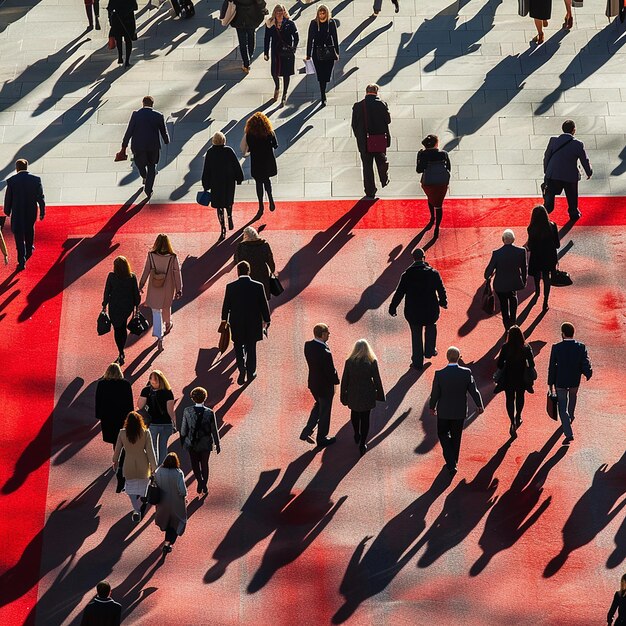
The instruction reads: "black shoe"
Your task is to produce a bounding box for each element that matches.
[218,229,226,242]
[365,193,376,199]
[95,19,101,30]
[317,436,336,448]
[16,263,25,272]
[569,210,581,221]
[202,485,208,496]
[139,499,148,519]
[299,430,314,443]
[86,24,94,31]
[125,62,132,68]
[162,544,173,554]
[118,57,123,65]
[118,353,125,366]
[237,371,246,385]
[228,216,234,230]
[410,362,423,371]
[25,247,34,260]
[447,464,457,477]
[269,201,276,212]
[247,371,257,383]
[392,0,399,12]
[197,482,203,494]
[359,443,368,456]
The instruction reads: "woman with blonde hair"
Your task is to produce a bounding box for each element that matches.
[113,411,157,521]
[305,4,339,106]
[234,226,276,299]
[264,4,299,105]
[139,234,182,351]
[243,112,278,215]
[137,369,176,465]
[340,339,385,456]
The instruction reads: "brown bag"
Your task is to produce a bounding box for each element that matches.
[107,35,116,50]
[150,254,172,288]
[546,392,558,421]
[481,279,495,315]
[218,321,231,353]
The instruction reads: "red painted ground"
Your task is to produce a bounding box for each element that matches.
[0,195,625,625]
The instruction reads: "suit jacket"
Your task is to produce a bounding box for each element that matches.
[547,339,592,388]
[80,596,122,626]
[180,405,220,452]
[429,364,483,421]
[3,171,45,233]
[122,107,169,152]
[484,244,527,293]
[221,275,271,344]
[543,133,592,183]
[304,339,339,398]
[389,261,447,325]
[351,94,391,154]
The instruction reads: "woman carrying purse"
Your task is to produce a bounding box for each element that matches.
[305,5,339,106]
[264,4,299,106]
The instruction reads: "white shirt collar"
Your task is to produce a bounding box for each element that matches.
[313,338,328,347]
[446,363,459,367]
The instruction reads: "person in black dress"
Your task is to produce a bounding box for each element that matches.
[527,205,560,310]
[102,256,140,366]
[234,226,276,300]
[264,4,299,106]
[529,0,551,44]
[494,325,535,438]
[608,573,626,625]
[305,5,339,106]
[95,363,134,492]
[416,134,451,235]
[202,131,244,241]
[243,112,278,216]
[107,0,137,67]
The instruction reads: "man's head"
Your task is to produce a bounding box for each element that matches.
[15,159,28,172]
[313,323,330,342]
[561,322,575,339]
[142,95,155,108]
[236,261,250,276]
[96,580,112,599]
[446,346,460,363]
[502,229,515,245]
[412,248,425,262]
[562,119,575,135]
[365,84,379,95]
[190,387,207,403]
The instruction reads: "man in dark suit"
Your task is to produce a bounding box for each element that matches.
[301,323,339,447]
[120,95,170,198]
[221,261,271,385]
[389,247,447,370]
[429,346,484,475]
[543,119,592,221]
[547,322,592,444]
[351,83,391,199]
[484,229,527,330]
[3,158,45,271]
[80,580,122,626]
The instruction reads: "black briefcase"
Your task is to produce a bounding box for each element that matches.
[269,274,284,297]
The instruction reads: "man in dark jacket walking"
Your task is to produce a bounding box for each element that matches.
[351,83,391,199]
[119,95,170,198]
[389,248,447,370]
[227,0,267,73]
[221,261,271,385]
[80,580,121,626]
[3,158,45,271]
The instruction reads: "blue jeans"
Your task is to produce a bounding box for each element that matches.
[150,423,173,465]
[556,387,578,439]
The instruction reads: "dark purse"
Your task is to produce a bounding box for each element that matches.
[97,311,112,335]
[481,279,495,315]
[546,392,558,421]
[551,267,572,287]
[269,274,284,297]
[146,476,161,505]
[524,365,538,392]
[196,190,211,206]
[127,310,150,336]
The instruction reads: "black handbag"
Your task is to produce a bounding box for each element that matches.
[146,476,161,505]
[127,310,150,336]
[523,365,538,392]
[97,311,112,336]
[481,279,495,315]
[269,274,284,297]
[546,392,558,421]
[551,267,573,287]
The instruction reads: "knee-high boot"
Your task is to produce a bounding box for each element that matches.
[216,208,226,240]
[226,206,234,230]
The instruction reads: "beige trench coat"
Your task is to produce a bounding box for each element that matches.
[139,252,182,310]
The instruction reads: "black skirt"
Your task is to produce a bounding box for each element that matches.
[529,0,551,20]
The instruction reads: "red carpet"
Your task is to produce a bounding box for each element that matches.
[1,195,625,625]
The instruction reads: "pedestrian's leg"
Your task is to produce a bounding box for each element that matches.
[116,36,123,64]
[533,273,541,298]
[255,178,265,213]
[496,292,510,330]
[200,450,210,491]
[424,324,437,358]
[409,323,424,369]
[234,343,246,378]
[437,419,453,468]
[247,29,256,62]
[125,36,132,67]
[152,309,163,339]
[568,387,579,422]
[282,75,290,103]
[515,389,525,425]
[542,269,551,309]
[564,182,580,219]
[316,395,333,442]
[556,388,574,439]
[374,152,389,187]
[265,179,275,211]
[216,208,226,239]
[94,0,100,28]
[189,450,202,490]
[85,1,94,28]
[434,207,443,233]
[246,341,257,377]
[449,420,464,468]
[359,411,370,446]
[543,179,557,213]
[319,80,327,103]
[303,396,320,437]
[113,325,128,358]
[226,206,234,230]
[509,291,518,326]
[350,410,360,441]
[237,29,250,68]
[157,425,170,464]
[504,388,516,432]
[360,152,376,197]
[272,75,280,99]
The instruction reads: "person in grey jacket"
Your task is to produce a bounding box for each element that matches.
[484,229,528,331]
[543,119,592,221]
[180,387,221,495]
[340,339,385,456]
[429,346,484,475]
[154,452,187,554]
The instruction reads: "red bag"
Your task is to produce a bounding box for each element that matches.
[107,36,116,50]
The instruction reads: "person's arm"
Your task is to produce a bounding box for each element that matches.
[159,112,170,145]
[526,344,535,369]
[436,271,447,308]
[173,254,182,297]
[221,286,231,323]
[166,398,176,428]
[102,273,112,311]
[416,150,424,173]
[180,409,189,444]
[543,138,553,174]
[339,361,349,406]
[484,252,496,281]
[132,275,140,308]
[36,178,45,218]
[270,132,278,150]
[372,359,385,402]
[112,433,123,470]
[547,345,557,390]
[137,388,148,412]
[139,254,150,291]
[389,274,407,316]
[444,150,451,171]
[264,26,271,58]
[581,344,592,380]
[201,152,211,191]
[520,247,528,286]
[331,20,339,56]
[292,21,300,49]
[145,430,158,472]
[266,243,276,274]
[607,592,620,625]
[496,345,506,370]
[428,372,440,414]
[3,181,12,217]
[121,111,136,149]
[552,222,560,250]
[177,468,187,497]
[260,285,271,324]
[579,142,592,178]
[467,372,484,412]
[232,148,244,183]
[211,411,221,453]
[351,103,359,135]
[306,20,315,59]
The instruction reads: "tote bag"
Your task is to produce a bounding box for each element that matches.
[518,0,529,16]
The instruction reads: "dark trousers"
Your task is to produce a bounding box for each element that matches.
[304,393,333,443]
[115,35,132,64]
[350,410,370,446]
[13,224,35,266]
[359,151,389,197]
[234,341,257,375]
[409,322,437,368]
[496,290,518,330]
[543,179,579,217]
[504,387,525,422]
[532,270,551,303]
[133,149,160,194]
[272,74,291,93]
[236,28,255,68]
[556,387,578,439]
[437,418,464,469]
[165,526,178,544]
[255,178,274,205]
[189,449,210,490]
[113,324,128,354]
[372,0,394,11]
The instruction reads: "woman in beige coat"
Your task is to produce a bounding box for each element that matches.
[139,234,183,351]
[113,411,158,522]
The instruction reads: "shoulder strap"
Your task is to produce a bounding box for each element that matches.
[546,136,574,169]
[362,100,368,134]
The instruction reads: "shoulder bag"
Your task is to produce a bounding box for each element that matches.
[550,265,573,287]
[196,190,211,206]
[218,320,231,353]
[269,273,284,296]
[362,101,387,153]
[518,0,529,17]
[276,23,295,58]
[315,21,337,61]
[541,136,574,196]
[149,253,172,288]
[146,475,161,504]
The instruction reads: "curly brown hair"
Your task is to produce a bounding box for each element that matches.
[244,112,274,139]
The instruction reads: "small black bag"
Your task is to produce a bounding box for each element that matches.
[98,311,112,336]
[316,45,336,61]
[146,476,161,505]
[269,274,284,297]
[551,268,573,287]
[481,279,495,315]
[546,392,558,421]
[127,310,150,336]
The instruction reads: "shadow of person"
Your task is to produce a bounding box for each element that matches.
[331,469,450,624]
[608,513,626,569]
[469,429,566,576]
[458,281,497,337]
[612,145,626,177]
[544,451,626,578]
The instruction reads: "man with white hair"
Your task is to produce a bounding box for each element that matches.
[484,229,527,330]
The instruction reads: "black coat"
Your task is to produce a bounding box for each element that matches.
[230,0,266,29]
[304,339,339,398]
[102,273,140,327]
[3,171,45,234]
[80,596,122,626]
[221,275,271,343]
[547,340,592,388]
[202,145,244,209]
[107,0,137,40]
[306,19,339,83]
[95,378,134,445]
[247,132,278,180]
[351,94,391,154]
[234,239,275,298]
[527,221,560,275]
[389,261,447,326]
[496,343,535,392]
[264,19,299,77]
[340,358,385,412]
[484,244,528,293]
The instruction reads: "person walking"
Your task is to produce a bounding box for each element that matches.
[234,226,276,300]
[351,84,391,199]
[264,4,299,106]
[3,158,45,272]
[526,205,560,310]
[305,5,339,106]
[180,387,221,495]
[85,0,101,31]
[301,323,339,447]
[80,581,121,626]
[371,0,399,17]
[202,131,244,241]
[542,119,592,221]
[154,452,187,554]
[95,363,134,492]
[607,573,626,626]
[547,322,592,444]
[416,134,451,235]
[389,248,447,371]
[227,0,267,74]
[484,229,528,331]
[340,339,385,456]
[138,234,182,351]
[101,255,140,365]
[137,369,176,465]
[0,218,8,265]
[221,260,271,385]
[429,346,484,476]
[113,411,158,521]
[243,112,278,215]
[119,96,170,198]
[107,0,137,67]
[494,325,536,438]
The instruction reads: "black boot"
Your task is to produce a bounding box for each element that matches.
[94,0,101,29]
[226,206,234,230]
[427,202,435,226]
[85,4,93,30]
[217,208,226,241]
[433,208,442,237]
